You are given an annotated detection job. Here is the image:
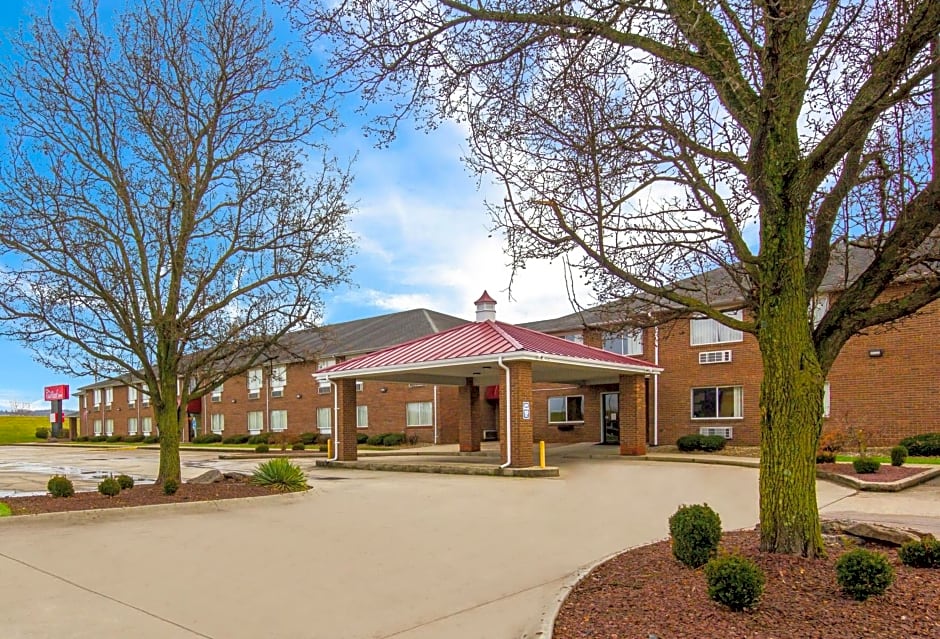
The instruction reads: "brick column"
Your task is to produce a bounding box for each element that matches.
[335,378,358,461]
[498,361,534,468]
[458,379,481,452]
[619,374,647,456]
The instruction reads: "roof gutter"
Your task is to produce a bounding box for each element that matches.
[497,357,512,469]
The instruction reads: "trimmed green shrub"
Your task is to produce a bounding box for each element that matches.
[163,478,179,495]
[90,435,108,442]
[704,555,765,611]
[248,433,272,445]
[669,504,722,568]
[47,475,75,498]
[124,435,145,443]
[699,435,727,452]
[356,433,369,445]
[816,451,836,464]
[255,443,270,453]
[676,434,703,451]
[852,457,880,474]
[899,536,940,569]
[366,434,386,446]
[291,443,305,451]
[97,477,121,497]
[300,432,319,445]
[142,435,160,444]
[116,474,134,490]
[890,445,908,467]
[382,433,406,446]
[899,433,940,457]
[193,433,222,444]
[105,435,123,443]
[318,444,328,452]
[75,435,90,442]
[0,502,11,517]
[835,548,894,601]
[35,427,50,439]
[222,434,250,444]
[251,458,308,492]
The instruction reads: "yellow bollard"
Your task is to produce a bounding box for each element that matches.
[327,438,333,458]
[539,440,546,468]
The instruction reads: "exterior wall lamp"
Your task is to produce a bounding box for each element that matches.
[868,349,884,358]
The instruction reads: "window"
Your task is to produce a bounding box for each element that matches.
[211,413,225,434]
[823,382,831,418]
[93,389,102,408]
[128,385,138,405]
[105,419,114,436]
[811,295,829,328]
[356,381,364,392]
[406,401,433,427]
[357,405,369,428]
[271,365,287,397]
[548,396,585,423]
[247,411,264,434]
[247,368,263,399]
[128,417,138,435]
[93,419,102,435]
[690,310,743,345]
[104,387,113,409]
[317,407,332,434]
[603,330,644,356]
[691,386,743,419]
[563,333,584,344]
[141,390,150,407]
[210,384,223,402]
[318,380,331,395]
[317,358,336,371]
[270,409,288,432]
[142,417,152,436]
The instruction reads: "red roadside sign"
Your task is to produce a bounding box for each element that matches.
[44,385,70,401]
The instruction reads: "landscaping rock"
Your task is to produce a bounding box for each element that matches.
[823,519,924,546]
[223,471,250,481]
[188,469,224,484]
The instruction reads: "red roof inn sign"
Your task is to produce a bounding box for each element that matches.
[44,385,70,401]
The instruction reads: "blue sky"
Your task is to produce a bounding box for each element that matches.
[0,1,586,411]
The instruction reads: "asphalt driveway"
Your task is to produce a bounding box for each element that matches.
[0,448,852,638]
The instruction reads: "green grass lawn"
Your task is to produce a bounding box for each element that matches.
[0,415,50,444]
[0,502,11,517]
[834,454,940,465]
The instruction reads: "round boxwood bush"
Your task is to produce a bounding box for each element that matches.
[366,434,386,446]
[116,474,135,490]
[105,435,123,443]
[90,435,108,442]
[291,442,305,451]
[898,536,940,569]
[97,477,121,497]
[669,504,722,568]
[382,433,406,446]
[124,435,145,443]
[222,434,250,444]
[35,427,50,440]
[255,443,270,453]
[835,548,894,601]
[698,435,727,452]
[356,433,369,445]
[899,433,940,457]
[676,434,703,452]
[162,478,179,495]
[142,435,160,444]
[704,554,765,611]
[193,433,222,444]
[890,445,908,467]
[47,475,75,498]
[299,432,319,445]
[852,457,880,474]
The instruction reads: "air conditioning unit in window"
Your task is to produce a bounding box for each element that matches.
[317,386,331,395]
[699,426,733,439]
[247,391,259,400]
[271,389,284,398]
[698,350,732,364]
[482,429,498,441]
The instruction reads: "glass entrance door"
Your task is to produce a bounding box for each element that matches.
[602,393,619,444]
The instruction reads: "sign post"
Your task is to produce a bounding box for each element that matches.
[44,385,70,438]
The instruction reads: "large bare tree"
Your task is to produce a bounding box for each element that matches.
[0,0,354,482]
[294,0,940,556]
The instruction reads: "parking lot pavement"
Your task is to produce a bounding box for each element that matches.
[0,447,778,639]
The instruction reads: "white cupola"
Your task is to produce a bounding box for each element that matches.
[474,291,497,322]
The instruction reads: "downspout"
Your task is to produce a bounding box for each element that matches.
[432,385,439,444]
[497,357,512,469]
[653,326,660,447]
[328,379,339,461]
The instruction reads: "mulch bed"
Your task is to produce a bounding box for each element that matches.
[2,477,279,515]
[554,530,940,639]
[817,463,926,483]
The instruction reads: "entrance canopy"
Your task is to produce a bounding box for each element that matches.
[316,319,660,386]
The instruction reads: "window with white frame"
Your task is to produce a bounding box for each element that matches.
[563,333,584,344]
[548,396,585,423]
[357,405,369,428]
[127,385,138,405]
[690,311,744,345]
[318,379,331,395]
[603,330,644,356]
[811,295,829,328]
[356,381,364,392]
[105,419,114,436]
[247,411,264,434]
[691,386,743,419]
[317,407,332,434]
[142,417,152,435]
[128,417,138,435]
[104,387,113,408]
[406,401,433,426]
[93,389,102,408]
[823,382,831,418]
[141,390,150,407]
[270,365,287,397]
[247,368,263,399]
[317,358,336,371]
[211,413,225,433]
[210,384,223,402]
[270,409,287,432]
[93,419,102,435]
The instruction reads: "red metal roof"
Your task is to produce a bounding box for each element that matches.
[474,290,497,304]
[319,320,656,373]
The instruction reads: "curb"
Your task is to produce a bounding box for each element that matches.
[815,465,940,492]
[0,489,311,527]
[315,459,560,478]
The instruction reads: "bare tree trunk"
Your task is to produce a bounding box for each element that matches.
[156,374,182,484]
